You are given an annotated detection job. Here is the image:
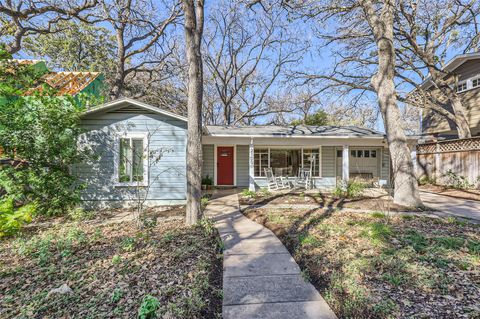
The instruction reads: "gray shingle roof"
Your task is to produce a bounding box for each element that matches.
[205,125,385,138]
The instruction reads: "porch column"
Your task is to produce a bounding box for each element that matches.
[249,138,255,191]
[342,145,349,182]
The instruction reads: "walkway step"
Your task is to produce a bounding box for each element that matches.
[223,301,337,319]
[223,274,321,305]
[223,236,289,255]
[224,253,300,277]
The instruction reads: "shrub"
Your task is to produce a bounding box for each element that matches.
[0,197,37,237]
[418,176,436,185]
[200,195,209,210]
[444,170,472,190]
[241,189,256,198]
[0,56,93,217]
[333,180,366,199]
[67,207,95,221]
[197,218,216,236]
[138,295,161,319]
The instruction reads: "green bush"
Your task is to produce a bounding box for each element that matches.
[418,176,435,185]
[0,54,92,217]
[333,180,366,199]
[200,195,210,210]
[138,295,161,319]
[241,189,256,198]
[0,197,37,237]
[444,170,472,190]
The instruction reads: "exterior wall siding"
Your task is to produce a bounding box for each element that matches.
[422,59,480,135]
[74,111,187,207]
[202,144,214,179]
[236,145,249,187]
[322,146,336,177]
[380,148,390,184]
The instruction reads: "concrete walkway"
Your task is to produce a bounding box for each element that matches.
[205,190,337,319]
[420,191,480,221]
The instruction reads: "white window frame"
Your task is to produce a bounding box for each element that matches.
[472,76,480,89]
[452,74,480,93]
[253,146,322,178]
[113,132,149,187]
[456,80,468,93]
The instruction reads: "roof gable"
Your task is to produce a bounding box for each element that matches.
[82,98,187,122]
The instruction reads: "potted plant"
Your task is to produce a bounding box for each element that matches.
[202,175,213,190]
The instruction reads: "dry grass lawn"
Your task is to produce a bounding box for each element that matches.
[244,207,480,318]
[0,214,222,318]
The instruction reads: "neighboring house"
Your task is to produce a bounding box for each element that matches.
[76,98,392,207]
[6,59,104,100]
[0,59,104,159]
[420,53,480,138]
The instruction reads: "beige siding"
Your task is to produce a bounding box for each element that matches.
[422,59,480,135]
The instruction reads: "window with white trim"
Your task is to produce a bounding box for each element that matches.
[473,77,480,88]
[253,147,321,177]
[456,82,467,93]
[254,148,269,177]
[117,134,147,184]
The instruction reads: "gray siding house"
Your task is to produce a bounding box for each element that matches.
[76,98,391,207]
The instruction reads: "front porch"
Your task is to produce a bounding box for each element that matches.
[202,140,390,191]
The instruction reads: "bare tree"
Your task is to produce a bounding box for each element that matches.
[183,0,204,225]
[0,0,97,54]
[251,0,422,207]
[90,0,182,98]
[395,0,480,138]
[203,1,306,125]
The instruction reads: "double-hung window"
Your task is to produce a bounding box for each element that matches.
[116,133,148,185]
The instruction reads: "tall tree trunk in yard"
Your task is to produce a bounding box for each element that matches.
[183,0,205,225]
[362,0,422,207]
[450,96,472,139]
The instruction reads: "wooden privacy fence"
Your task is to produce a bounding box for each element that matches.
[416,137,480,187]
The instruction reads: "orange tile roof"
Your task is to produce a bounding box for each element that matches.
[26,71,101,96]
[8,59,44,65]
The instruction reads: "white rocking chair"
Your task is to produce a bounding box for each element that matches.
[295,168,312,189]
[264,168,290,191]
[265,168,279,191]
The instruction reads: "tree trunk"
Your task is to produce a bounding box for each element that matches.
[111,29,126,99]
[363,0,422,207]
[450,96,472,139]
[183,0,204,225]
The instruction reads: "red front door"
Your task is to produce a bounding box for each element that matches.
[217,146,234,185]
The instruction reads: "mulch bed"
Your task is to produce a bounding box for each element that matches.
[420,184,480,202]
[239,192,424,212]
[0,212,222,318]
[244,207,480,318]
